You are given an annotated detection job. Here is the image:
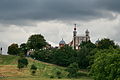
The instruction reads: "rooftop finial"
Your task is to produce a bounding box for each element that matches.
[74,24,76,30]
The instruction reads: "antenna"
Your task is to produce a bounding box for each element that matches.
[74,24,76,27]
[74,24,77,30]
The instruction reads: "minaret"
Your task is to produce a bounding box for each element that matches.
[0,47,2,54]
[73,24,77,50]
[85,29,90,41]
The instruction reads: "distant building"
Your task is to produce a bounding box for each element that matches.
[68,24,90,50]
[59,38,66,48]
[95,39,100,46]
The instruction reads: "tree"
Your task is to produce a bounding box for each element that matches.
[27,34,47,50]
[77,47,90,69]
[8,43,19,55]
[90,50,120,80]
[66,62,79,78]
[51,45,77,67]
[80,40,96,50]
[20,43,28,56]
[97,38,118,49]
[30,64,37,75]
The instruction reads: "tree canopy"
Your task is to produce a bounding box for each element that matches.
[97,38,118,49]
[27,34,47,50]
[7,43,19,55]
[90,49,120,80]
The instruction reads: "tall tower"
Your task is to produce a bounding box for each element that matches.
[0,47,2,54]
[73,24,77,50]
[85,29,90,41]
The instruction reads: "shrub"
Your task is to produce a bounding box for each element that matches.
[17,57,28,70]
[66,62,79,78]
[30,64,37,75]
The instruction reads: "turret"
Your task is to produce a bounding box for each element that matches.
[73,24,77,37]
[85,29,90,41]
[85,29,89,36]
[73,24,77,50]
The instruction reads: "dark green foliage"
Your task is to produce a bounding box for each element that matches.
[8,43,19,55]
[77,47,90,69]
[51,45,77,67]
[31,45,77,67]
[31,49,53,62]
[80,40,96,50]
[17,57,28,70]
[90,50,120,80]
[66,62,79,78]
[17,61,24,70]
[97,38,118,49]
[20,43,28,56]
[27,34,47,50]
[30,64,37,75]
[50,75,54,78]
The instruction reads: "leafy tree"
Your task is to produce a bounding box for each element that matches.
[20,43,28,56]
[97,38,118,49]
[80,40,96,50]
[77,47,90,69]
[30,64,37,75]
[17,61,24,70]
[8,43,19,55]
[51,45,77,66]
[66,62,79,78]
[31,49,53,62]
[27,34,47,50]
[90,50,120,80]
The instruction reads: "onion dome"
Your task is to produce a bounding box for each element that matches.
[59,39,66,45]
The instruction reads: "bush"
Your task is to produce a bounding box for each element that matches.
[66,62,79,78]
[17,57,28,70]
[30,64,37,75]
[50,75,54,78]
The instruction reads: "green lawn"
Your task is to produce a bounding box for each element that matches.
[0,55,93,80]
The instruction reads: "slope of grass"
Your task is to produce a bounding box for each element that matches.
[0,55,19,65]
[0,55,93,80]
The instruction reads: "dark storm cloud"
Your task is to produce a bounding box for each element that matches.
[0,0,119,24]
[96,0,120,12]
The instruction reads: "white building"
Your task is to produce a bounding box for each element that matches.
[69,24,90,49]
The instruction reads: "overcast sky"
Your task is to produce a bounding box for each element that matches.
[0,0,120,54]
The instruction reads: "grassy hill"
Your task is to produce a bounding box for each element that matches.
[0,55,93,80]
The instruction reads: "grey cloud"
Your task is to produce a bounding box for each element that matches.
[0,0,119,25]
[96,0,120,13]
[111,24,120,43]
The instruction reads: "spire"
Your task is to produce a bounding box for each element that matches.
[85,29,89,33]
[73,24,77,50]
[85,29,89,36]
[74,24,76,30]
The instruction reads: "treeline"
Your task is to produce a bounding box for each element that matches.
[7,34,120,79]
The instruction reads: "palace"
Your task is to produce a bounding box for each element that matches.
[59,24,90,49]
